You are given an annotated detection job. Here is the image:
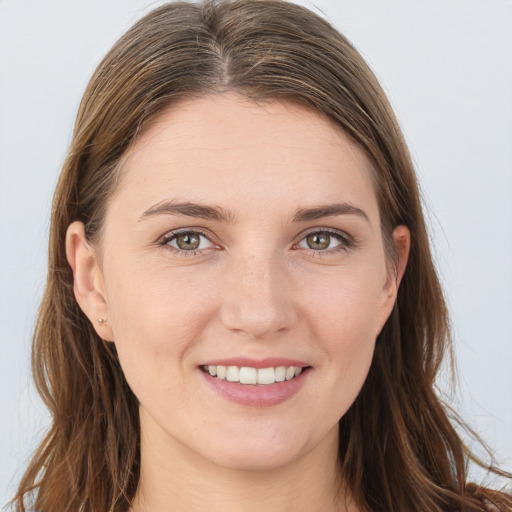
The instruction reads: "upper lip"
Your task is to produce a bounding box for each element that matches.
[200,357,309,369]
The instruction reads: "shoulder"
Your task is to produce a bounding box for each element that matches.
[483,497,512,512]
[465,482,512,511]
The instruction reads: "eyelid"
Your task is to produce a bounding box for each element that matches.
[156,226,356,255]
[293,227,355,252]
[158,227,219,253]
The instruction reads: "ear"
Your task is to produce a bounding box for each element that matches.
[376,225,410,336]
[66,221,114,341]
[391,225,410,289]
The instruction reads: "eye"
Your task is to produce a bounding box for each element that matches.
[296,230,350,252]
[161,230,215,253]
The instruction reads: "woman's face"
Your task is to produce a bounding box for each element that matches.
[71,94,407,471]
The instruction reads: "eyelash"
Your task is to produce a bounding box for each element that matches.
[158,228,215,256]
[294,228,355,255]
[157,228,355,257]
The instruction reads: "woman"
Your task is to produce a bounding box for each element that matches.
[11,1,512,511]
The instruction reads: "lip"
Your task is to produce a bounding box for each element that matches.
[201,357,309,369]
[199,365,311,408]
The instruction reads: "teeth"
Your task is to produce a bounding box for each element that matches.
[239,366,257,384]
[275,366,286,382]
[216,365,227,380]
[226,366,239,382]
[204,365,304,385]
[257,367,275,385]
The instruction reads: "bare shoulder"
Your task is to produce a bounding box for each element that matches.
[464,482,512,511]
[484,498,512,512]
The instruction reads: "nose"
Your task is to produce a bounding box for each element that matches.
[219,252,297,340]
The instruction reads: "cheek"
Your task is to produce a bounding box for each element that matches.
[307,265,385,337]
[102,259,218,393]
[319,293,377,381]
[106,254,215,330]
[304,268,383,401]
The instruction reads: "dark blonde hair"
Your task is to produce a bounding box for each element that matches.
[13,1,512,511]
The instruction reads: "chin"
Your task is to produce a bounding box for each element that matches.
[205,442,305,472]
[191,420,334,473]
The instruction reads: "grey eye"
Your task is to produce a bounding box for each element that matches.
[297,231,346,251]
[305,232,331,250]
[166,231,214,252]
[174,233,201,250]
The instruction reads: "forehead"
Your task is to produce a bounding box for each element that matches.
[113,93,379,222]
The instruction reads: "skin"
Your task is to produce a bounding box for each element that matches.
[66,94,409,512]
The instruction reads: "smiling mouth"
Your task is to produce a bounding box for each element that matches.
[201,365,307,385]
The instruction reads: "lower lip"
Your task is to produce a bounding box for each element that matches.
[200,368,310,407]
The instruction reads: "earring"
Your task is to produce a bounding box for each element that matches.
[98,317,107,326]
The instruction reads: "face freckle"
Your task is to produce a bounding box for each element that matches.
[98,93,398,472]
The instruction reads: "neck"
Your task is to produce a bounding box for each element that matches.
[130,415,358,512]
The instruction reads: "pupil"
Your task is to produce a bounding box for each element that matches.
[177,233,200,250]
[307,233,330,250]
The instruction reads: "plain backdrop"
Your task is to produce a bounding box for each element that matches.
[1,0,511,506]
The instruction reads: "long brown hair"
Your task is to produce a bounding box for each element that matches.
[13,1,512,511]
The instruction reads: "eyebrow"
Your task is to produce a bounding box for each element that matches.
[139,200,369,224]
[140,201,234,222]
[292,203,369,223]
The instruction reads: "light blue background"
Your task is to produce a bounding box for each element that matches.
[1,0,511,506]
